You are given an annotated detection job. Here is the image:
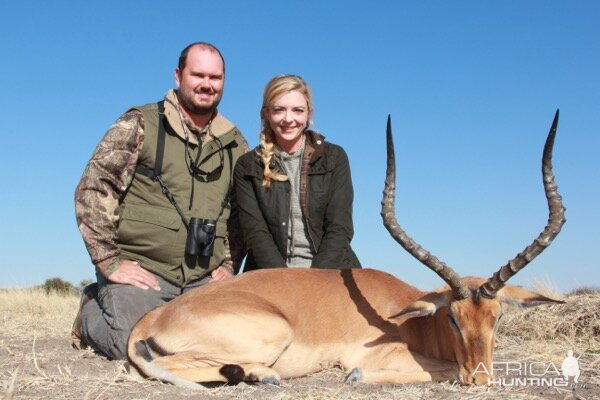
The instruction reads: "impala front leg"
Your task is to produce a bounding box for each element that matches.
[345,366,456,385]
[344,345,457,385]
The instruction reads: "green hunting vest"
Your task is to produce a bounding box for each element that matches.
[116,101,244,286]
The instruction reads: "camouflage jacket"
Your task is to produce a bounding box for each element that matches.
[75,90,247,282]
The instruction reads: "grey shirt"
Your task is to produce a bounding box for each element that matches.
[277,141,314,266]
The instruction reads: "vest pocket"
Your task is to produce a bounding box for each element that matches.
[121,203,181,228]
[118,202,184,263]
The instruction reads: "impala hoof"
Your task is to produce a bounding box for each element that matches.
[345,368,362,384]
[261,376,280,386]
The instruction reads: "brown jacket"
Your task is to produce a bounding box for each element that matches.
[234,131,361,271]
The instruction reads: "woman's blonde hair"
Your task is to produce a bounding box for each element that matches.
[258,75,314,188]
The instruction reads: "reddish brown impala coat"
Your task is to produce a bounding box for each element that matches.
[127,111,565,389]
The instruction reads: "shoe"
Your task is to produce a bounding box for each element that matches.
[71,283,98,350]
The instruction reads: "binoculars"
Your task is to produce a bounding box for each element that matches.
[185,218,217,257]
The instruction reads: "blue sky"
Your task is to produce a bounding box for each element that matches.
[1,1,598,293]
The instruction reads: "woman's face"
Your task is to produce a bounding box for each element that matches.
[265,90,311,154]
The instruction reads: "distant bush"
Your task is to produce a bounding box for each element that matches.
[568,286,600,296]
[40,277,75,296]
[78,279,95,291]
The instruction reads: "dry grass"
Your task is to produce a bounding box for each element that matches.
[1,287,598,400]
[498,292,600,351]
[0,288,79,337]
[495,292,600,395]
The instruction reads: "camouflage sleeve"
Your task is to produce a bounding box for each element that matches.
[221,133,249,274]
[74,110,144,275]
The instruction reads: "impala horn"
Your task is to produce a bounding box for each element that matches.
[479,110,566,298]
[381,115,470,300]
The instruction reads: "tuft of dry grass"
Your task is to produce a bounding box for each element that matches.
[528,277,566,300]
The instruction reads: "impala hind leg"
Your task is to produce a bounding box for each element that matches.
[142,352,283,385]
[132,307,294,386]
[154,362,281,385]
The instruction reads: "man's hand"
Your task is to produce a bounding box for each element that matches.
[107,260,161,291]
[210,266,234,282]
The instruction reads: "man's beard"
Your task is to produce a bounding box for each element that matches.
[178,89,222,116]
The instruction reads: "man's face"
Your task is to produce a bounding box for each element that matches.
[175,46,224,116]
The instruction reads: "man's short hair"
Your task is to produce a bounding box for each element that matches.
[178,42,225,73]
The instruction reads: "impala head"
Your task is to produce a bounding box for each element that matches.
[382,112,566,385]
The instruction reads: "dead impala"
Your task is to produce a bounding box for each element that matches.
[127,111,565,388]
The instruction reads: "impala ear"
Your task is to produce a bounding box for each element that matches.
[495,285,565,307]
[390,291,452,319]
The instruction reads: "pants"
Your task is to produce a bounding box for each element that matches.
[80,271,211,360]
